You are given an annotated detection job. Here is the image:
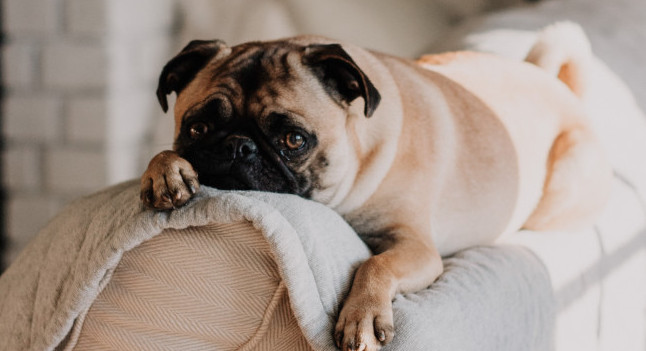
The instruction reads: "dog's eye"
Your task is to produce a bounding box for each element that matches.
[284,132,306,150]
[189,122,208,140]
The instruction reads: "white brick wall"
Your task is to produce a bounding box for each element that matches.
[66,0,107,36]
[42,42,108,91]
[3,95,62,141]
[45,147,107,193]
[3,145,41,191]
[2,43,36,89]
[4,0,59,35]
[1,0,176,265]
[67,96,106,143]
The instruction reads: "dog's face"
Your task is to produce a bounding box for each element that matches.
[156,38,381,203]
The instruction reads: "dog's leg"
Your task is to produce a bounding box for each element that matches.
[524,126,612,231]
[335,230,442,351]
[140,150,200,210]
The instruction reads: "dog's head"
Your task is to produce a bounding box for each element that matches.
[156,37,381,201]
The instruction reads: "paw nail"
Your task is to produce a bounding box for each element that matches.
[377,330,386,341]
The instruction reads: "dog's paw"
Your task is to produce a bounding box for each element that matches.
[334,293,394,351]
[140,150,199,210]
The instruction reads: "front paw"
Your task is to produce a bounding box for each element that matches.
[334,294,394,351]
[140,150,200,210]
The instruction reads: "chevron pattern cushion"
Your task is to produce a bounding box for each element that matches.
[72,223,313,351]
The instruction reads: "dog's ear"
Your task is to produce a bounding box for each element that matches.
[303,44,381,117]
[156,40,229,112]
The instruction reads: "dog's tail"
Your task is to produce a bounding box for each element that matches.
[525,22,592,98]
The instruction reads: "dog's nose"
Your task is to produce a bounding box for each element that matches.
[223,135,258,160]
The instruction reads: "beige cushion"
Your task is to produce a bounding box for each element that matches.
[69,222,313,351]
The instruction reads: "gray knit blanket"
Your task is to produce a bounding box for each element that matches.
[0,181,554,350]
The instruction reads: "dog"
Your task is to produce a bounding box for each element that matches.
[140,22,611,351]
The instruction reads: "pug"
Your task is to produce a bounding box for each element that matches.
[141,23,611,351]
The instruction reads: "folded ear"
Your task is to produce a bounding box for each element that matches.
[156,40,229,112]
[303,44,381,117]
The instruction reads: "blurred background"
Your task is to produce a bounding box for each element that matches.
[0,0,529,267]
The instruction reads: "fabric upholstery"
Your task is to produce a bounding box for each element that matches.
[71,223,311,350]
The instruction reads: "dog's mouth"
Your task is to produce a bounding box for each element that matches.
[180,148,304,195]
[196,163,258,191]
[180,154,251,189]
[202,175,249,190]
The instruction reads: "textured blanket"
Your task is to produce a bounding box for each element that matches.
[0,181,555,350]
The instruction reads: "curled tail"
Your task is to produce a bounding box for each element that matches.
[525,22,592,97]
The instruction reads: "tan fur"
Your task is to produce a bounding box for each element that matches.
[141,24,611,351]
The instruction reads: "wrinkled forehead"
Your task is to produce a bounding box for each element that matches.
[173,42,327,131]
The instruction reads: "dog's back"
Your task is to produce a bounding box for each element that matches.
[415,23,611,236]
